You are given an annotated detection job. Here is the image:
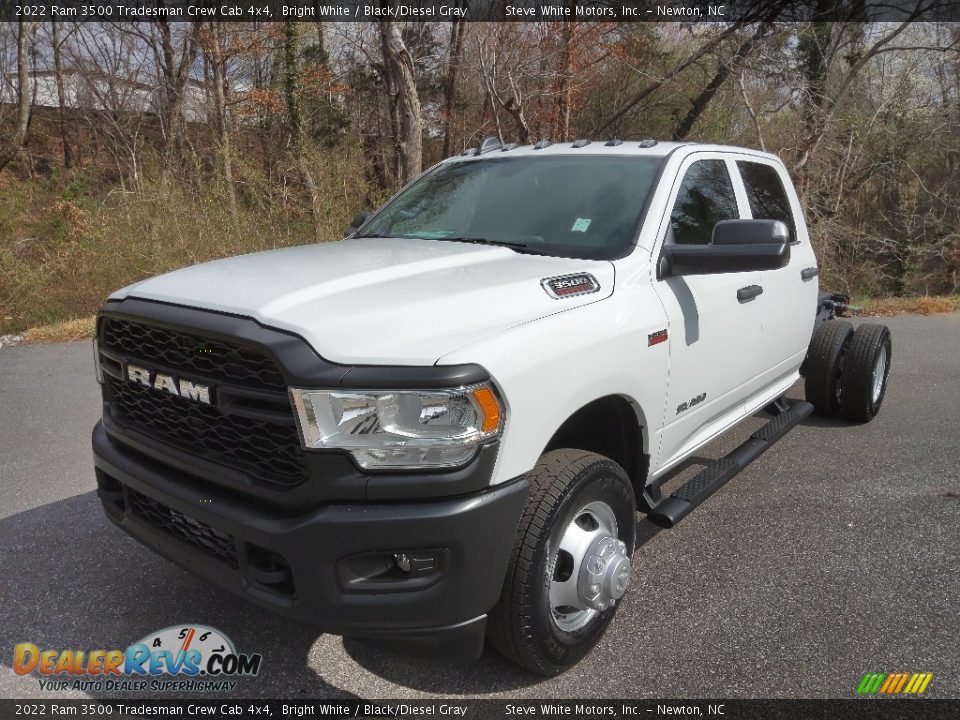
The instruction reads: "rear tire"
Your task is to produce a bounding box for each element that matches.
[840,324,892,423]
[804,319,854,417]
[487,450,635,676]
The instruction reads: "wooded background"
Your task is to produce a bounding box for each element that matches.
[1,15,958,333]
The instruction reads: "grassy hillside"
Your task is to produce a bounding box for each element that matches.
[0,150,368,334]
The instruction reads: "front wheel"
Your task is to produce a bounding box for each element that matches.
[487,450,636,675]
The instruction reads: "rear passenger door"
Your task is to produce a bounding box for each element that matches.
[733,159,819,382]
[653,155,764,473]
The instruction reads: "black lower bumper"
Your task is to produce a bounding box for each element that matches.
[92,422,528,659]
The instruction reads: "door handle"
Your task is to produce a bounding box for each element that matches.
[801,267,819,281]
[737,285,763,303]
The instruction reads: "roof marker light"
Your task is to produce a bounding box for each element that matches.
[478,136,503,154]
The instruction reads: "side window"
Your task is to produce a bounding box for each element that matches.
[669,159,739,245]
[737,161,796,241]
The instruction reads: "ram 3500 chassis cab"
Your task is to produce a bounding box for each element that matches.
[92,140,891,675]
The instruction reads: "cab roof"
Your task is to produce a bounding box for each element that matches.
[444,138,781,165]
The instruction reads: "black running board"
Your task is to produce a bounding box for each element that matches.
[647,401,814,528]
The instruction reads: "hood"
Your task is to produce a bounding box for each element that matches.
[112,237,615,365]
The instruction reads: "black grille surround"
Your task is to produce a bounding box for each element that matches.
[99,314,309,488]
[101,316,285,390]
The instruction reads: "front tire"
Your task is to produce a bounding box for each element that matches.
[488,450,635,675]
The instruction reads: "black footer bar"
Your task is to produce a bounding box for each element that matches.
[2,699,959,720]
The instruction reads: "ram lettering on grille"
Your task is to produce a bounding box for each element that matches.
[127,364,212,405]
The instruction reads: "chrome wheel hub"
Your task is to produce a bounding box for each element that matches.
[579,536,631,611]
[549,501,631,632]
[872,345,888,404]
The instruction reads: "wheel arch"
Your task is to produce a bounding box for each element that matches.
[541,394,650,501]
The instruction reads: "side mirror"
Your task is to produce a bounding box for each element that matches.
[661,219,790,277]
[345,210,373,237]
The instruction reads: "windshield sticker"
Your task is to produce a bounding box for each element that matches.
[571,218,592,233]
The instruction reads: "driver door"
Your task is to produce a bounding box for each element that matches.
[652,155,765,474]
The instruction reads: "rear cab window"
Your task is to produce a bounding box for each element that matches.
[736,161,797,243]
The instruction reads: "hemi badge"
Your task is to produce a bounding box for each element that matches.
[648,329,668,346]
[541,273,601,299]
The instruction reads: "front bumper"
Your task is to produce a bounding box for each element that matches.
[93,422,528,658]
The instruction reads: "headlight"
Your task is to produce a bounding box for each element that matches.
[290,384,504,470]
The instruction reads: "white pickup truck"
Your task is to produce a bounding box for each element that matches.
[92,139,892,675]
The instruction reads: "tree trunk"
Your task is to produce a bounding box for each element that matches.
[798,5,836,138]
[312,14,326,59]
[0,21,38,172]
[157,19,200,177]
[379,21,423,185]
[441,16,466,158]
[51,18,73,168]
[378,28,401,183]
[590,1,788,137]
[207,23,237,221]
[590,23,744,136]
[284,20,321,236]
[555,21,574,142]
[672,28,766,141]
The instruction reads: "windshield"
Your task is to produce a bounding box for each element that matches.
[357,155,664,260]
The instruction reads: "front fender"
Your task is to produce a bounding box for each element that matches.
[437,285,669,486]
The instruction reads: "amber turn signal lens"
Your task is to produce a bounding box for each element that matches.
[472,386,502,434]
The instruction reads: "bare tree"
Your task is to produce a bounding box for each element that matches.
[0,20,39,172]
[154,19,201,174]
[442,15,467,157]
[590,23,747,136]
[672,24,772,140]
[284,20,321,235]
[379,20,422,184]
[65,24,152,188]
[201,22,238,220]
[555,22,575,142]
[475,28,532,142]
[50,18,75,168]
[794,14,929,172]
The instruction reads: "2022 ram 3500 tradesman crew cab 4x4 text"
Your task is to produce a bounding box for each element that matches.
[92,139,891,675]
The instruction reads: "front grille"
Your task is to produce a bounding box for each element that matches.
[101,317,285,390]
[107,376,308,486]
[100,315,309,488]
[127,489,239,569]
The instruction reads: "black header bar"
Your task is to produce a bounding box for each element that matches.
[2,0,958,23]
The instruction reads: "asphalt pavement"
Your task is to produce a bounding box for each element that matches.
[1,314,958,700]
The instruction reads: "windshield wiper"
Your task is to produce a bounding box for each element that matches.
[439,236,533,251]
[356,234,545,254]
